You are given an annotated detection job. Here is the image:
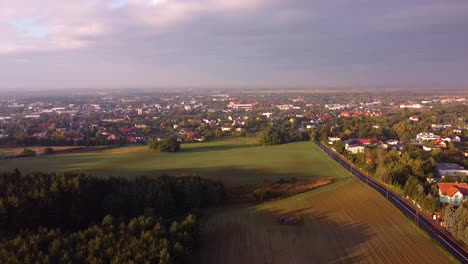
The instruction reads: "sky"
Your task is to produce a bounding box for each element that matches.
[1,0,468,91]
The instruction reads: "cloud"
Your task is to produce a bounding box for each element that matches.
[0,1,106,54]
[0,0,467,89]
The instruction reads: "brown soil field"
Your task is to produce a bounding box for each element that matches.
[198,179,454,264]
[0,146,85,156]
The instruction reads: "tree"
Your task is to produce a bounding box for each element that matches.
[148,137,181,152]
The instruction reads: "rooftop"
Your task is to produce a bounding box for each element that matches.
[436,163,465,171]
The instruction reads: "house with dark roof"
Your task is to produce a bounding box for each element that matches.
[438,182,468,206]
[436,163,468,178]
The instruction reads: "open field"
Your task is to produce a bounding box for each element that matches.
[0,138,351,186]
[199,178,453,264]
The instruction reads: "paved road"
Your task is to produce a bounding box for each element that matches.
[315,141,468,263]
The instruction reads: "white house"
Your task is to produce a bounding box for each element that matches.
[438,182,468,206]
[345,139,365,154]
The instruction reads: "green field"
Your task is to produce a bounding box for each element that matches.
[0,138,351,186]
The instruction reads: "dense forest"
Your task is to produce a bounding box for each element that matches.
[0,170,225,263]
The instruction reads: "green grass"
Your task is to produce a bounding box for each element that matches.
[0,138,351,186]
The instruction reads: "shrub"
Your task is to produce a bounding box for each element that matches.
[43,147,55,155]
[20,148,36,157]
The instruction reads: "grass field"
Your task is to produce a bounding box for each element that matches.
[199,178,454,264]
[0,138,351,186]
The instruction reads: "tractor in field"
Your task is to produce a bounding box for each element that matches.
[275,215,303,225]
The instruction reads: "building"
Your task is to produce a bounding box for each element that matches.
[438,182,468,206]
[227,100,258,111]
[328,137,341,145]
[416,132,440,142]
[275,104,294,110]
[436,163,468,178]
[344,139,365,154]
[400,103,422,109]
[409,115,419,121]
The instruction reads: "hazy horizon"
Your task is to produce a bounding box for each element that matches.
[1,0,468,91]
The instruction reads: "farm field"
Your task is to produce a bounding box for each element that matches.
[0,138,455,262]
[199,178,453,264]
[0,138,351,186]
[0,146,91,157]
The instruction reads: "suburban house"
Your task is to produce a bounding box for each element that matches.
[438,182,468,206]
[436,163,468,178]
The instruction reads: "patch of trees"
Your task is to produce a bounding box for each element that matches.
[0,171,225,234]
[0,214,198,263]
[258,119,310,146]
[443,204,468,246]
[149,137,181,152]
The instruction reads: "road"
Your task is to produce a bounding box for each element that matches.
[315,141,468,263]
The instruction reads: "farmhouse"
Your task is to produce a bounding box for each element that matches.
[409,115,419,121]
[438,182,468,206]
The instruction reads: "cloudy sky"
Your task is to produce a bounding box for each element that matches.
[1,0,468,90]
